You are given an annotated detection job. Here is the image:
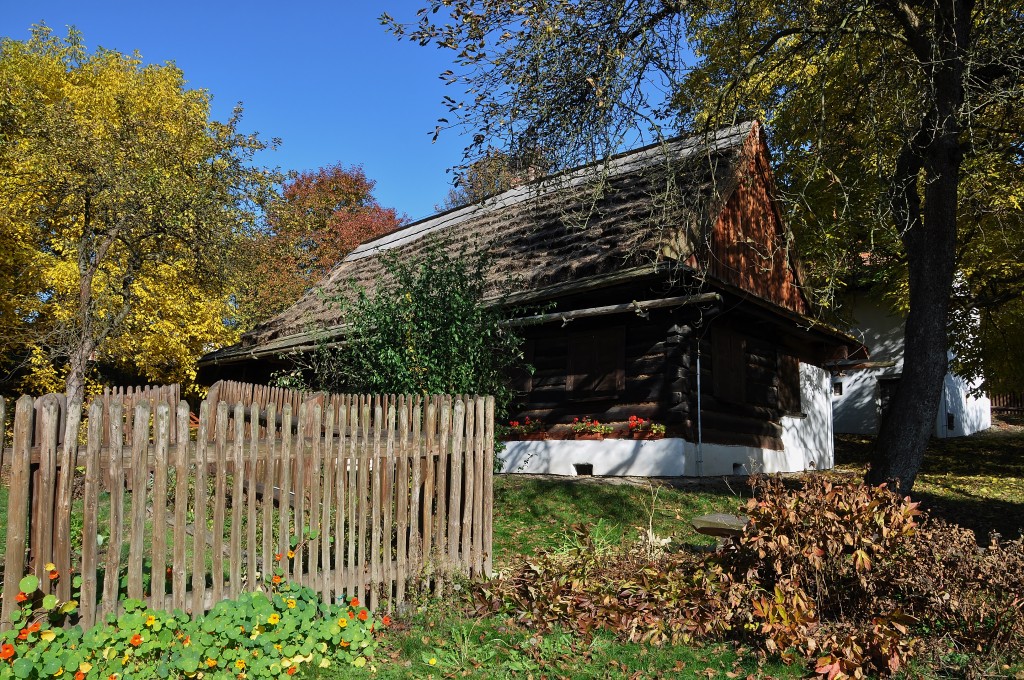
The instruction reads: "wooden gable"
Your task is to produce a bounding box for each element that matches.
[705,124,810,316]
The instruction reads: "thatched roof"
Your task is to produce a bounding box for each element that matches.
[204,123,761,364]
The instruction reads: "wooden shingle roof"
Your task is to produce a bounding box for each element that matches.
[213,123,754,362]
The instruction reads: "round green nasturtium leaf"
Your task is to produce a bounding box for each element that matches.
[12,658,34,678]
[178,656,199,673]
[18,575,38,594]
[42,594,58,610]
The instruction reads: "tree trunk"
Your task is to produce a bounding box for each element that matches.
[868,0,966,495]
[64,337,94,404]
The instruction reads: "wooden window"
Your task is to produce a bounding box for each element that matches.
[777,354,802,414]
[567,327,625,394]
[711,327,746,404]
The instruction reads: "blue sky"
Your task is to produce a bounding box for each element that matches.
[1,1,470,221]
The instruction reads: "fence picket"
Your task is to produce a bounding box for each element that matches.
[104,400,125,620]
[0,384,492,619]
[152,403,170,603]
[192,401,210,616]
[53,401,81,603]
[34,396,59,589]
[278,404,293,583]
[319,400,335,603]
[79,400,102,629]
[230,402,245,599]
[247,402,259,590]
[262,403,277,581]
[212,402,228,604]
[395,397,409,606]
[173,402,189,612]
[1,397,33,630]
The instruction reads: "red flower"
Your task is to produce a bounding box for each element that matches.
[287,667,297,675]
[75,672,85,680]
[358,610,368,621]
[48,570,59,581]
[17,629,27,641]
[274,553,283,561]
[382,615,392,627]
[26,622,40,634]
[349,597,359,607]
[130,634,143,647]
[272,575,282,584]
[0,644,14,660]
[14,592,26,603]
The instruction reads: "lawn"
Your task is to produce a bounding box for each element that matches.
[831,414,1024,540]
[318,475,803,680]
[318,416,1024,679]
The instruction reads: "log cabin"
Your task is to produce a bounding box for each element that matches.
[198,121,864,476]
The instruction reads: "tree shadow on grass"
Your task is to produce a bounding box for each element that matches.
[834,421,1024,541]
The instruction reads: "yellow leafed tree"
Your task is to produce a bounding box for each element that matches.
[0,26,275,399]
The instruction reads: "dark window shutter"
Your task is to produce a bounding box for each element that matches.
[712,328,746,404]
[567,327,625,394]
[777,354,801,414]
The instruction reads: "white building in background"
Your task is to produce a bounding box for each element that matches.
[831,294,991,438]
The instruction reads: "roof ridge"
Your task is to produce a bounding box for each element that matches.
[341,122,754,269]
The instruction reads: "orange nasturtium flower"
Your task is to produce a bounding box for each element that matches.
[358,610,368,621]
[349,597,359,607]
[27,622,40,634]
[287,668,297,676]
[129,634,143,647]
[75,672,85,680]
[272,575,282,584]
[14,592,27,603]
[1,643,15,660]
[274,553,283,561]
[206,659,217,668]
[382,615,392,627]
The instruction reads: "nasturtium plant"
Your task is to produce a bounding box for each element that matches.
[0,573,384,679]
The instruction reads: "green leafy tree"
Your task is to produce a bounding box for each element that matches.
[383,0,1024,492]
[0,26,276,400]
[290,242,526,417]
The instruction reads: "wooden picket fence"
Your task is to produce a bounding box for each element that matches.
[0,390,494,632]
[992,392,1023,414]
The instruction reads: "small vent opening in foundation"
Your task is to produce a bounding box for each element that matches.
[573,463,594,476]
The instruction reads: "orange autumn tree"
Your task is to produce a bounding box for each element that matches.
[235,165,403,328]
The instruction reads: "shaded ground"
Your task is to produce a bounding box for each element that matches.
[833,414,1024,541]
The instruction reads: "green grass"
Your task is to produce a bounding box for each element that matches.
[317,598,804,679]
[492,475,748,565]
[833,415,1024,540]
[314,475,785,679]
